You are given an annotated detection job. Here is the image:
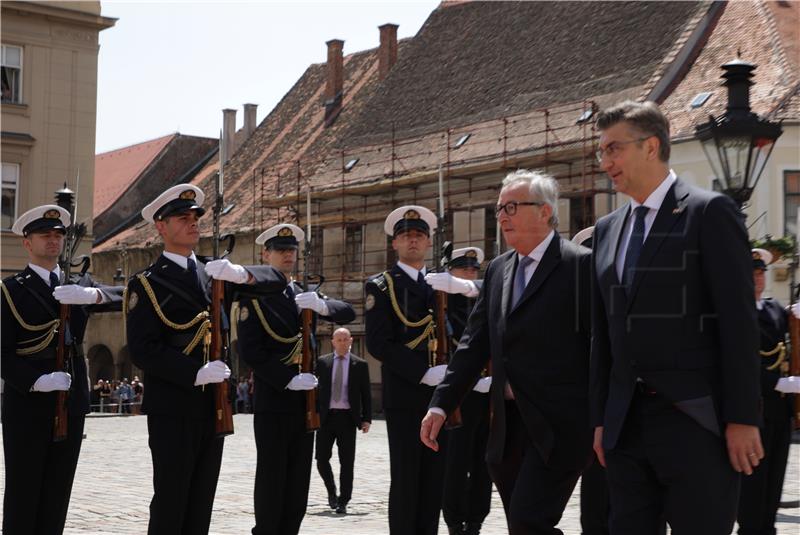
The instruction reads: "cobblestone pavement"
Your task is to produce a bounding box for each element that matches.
[1,414,798,534]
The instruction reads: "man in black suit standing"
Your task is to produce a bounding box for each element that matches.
[421,170,594,534]
[315,326,372,515]
[590,100,763,534]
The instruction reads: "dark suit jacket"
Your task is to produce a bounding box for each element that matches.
[316,352,372,427]
[238,279,355,414]
[127,255,285,417]
[431,234,593,469]
[590,178,760,450]
[1,267,123,416]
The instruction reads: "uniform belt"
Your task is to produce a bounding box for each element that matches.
[635,381,658,396]
[165,333,196,349]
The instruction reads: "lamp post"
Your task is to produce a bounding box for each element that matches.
[694,58,783,209]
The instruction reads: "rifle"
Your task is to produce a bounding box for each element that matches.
[302,188,321,432]
[435,166,462,429]
[210,132,235,437]
[53,181,84,442]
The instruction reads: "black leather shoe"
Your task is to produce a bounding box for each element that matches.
[464,522,482,535]
[447,523,465,535]
[336,502,347,514]
[327,492,338,509]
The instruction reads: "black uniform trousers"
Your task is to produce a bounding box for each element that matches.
[315,409,357,503]
[442,391,492,527]
[605,390,739,535]
[252,410,314,535]
[385,407,448,535]
[487,401,582,535]
[146,415,223,535]
[580,457,610,535]
[737,397,793,535]
[2,407,84,535]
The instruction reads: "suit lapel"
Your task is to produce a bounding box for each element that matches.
[511,234,562,314]
[601,205,629,289]
[627,179,689,307]
[500,252,515,322]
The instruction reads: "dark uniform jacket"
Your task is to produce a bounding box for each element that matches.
[365,264,440,410]
[1,267,123,417]
[237,278,355,414]
[125,255,285,418]
[431,237,593,468]
[591,179,760,449]
[758,299,792,411]
[317,352,372,427]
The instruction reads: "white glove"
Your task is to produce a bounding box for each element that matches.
[425,272,478,297]
[204,259,249,284]
[473,376,492,393]
[295,291,329,315]
[286,373,318,391]
[32,372,72,392]
[775,376,800,394]
[420,364,448,386]
[791,303,800,319]
[194,360,231,386]
[53,285,100,305]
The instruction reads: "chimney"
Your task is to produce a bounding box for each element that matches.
[243,103,258,138]
[324,39,344,127]
[378,24,399,80]
[222,108,236,163]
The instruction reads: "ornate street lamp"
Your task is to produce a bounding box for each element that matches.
[694,58,783,208]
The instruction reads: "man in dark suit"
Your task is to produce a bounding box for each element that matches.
[1,204,123,535]
[365,204,450,535]
[315,326,372,515]
[590,100,763,534]
[425,246,492,535]
[126,185,286,535]
[737,248,794,535]
[237,223,355,535]
[421,170,594,534]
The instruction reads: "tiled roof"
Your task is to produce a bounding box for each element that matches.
[94,134,176,218]
[662,0,799,140]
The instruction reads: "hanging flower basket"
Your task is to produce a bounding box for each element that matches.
[750,235,796,264]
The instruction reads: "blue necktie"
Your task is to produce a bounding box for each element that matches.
[186,258,203,294]
[512,256,533,310]
[622,206,649,292]
[49,272,59,290]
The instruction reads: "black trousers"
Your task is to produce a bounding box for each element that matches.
[385,407,448,535]
[252,410,314,535]
[605,391,739,535]
[442,392,492,527]
[737,397,793,535]
[315,409,357,503]
[487,401,581,535]
[580,457,610,535]
[146,415,223,535]
[2,410,84,535]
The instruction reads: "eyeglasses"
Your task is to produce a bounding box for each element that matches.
[595,136,651,162]
[495,201,544,217]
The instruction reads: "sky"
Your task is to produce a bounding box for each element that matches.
[95,1,439,154]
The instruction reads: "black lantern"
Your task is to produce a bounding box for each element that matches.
[694,58,783,208]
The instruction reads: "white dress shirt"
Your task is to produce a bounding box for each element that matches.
[615,170,677,282]
[28,263,62,286]
[162,250,198,270]
[397,261,427,282]
[329,351,351,410]
[515,229,556,286]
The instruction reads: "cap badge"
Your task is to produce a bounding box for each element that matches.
[465,250,478,258]
[278,227,293,237]
[44,209,61,219]
[179,189,196,200]
[403,209,420,220]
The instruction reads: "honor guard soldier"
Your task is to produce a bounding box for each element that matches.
[236,223,355,535]
[426,247,492,535]
[365,205,449,535]
[737,248,795,535]
[125,185,285,534]
[2,205,123,534]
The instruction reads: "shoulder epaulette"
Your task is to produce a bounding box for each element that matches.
[372,272,388,293]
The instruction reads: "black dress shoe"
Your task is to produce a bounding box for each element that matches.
[447,523,465,535]
[336,502,347,514]
[327,492,338,509]
[464,522,482,535]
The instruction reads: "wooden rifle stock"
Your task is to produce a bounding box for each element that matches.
[53,302,69,442]
[789,313,800,429]
[435,290,462,429]
[301,308,320,432]
[210,279,234,437]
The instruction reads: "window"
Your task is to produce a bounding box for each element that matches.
[307,227,323,275]
[1,45,23,104]
[484,207,499,260]
[569,196,594,238]
[2,163,19,230]
[784,170,800,237]
[345,224,363,273]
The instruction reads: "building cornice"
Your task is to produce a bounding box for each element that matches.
[1,1,116,32]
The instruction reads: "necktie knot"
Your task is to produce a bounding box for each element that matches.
[622,205,650,291]
[187,257,197,273]
[512,256,534,310]
[416,272,425,285]
[49,272,59,290]
[633,205,649,222]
